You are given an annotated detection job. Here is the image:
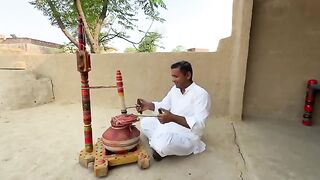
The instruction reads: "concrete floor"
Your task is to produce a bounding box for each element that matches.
[234,118,320,180]
[0,102,319,180]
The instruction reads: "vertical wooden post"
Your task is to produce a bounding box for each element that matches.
[116,70,127,114]
[77,17,93,152]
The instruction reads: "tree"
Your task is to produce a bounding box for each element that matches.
[60,42,77,53]
[171,45,186,52]
[137,32,162,52]
[124,47,137,53]
[123,31,162,53]
[30,0,166,53]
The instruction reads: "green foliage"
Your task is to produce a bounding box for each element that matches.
[171,45,186,52]
[138,32,162,52]
[60,42,77,53]
[124,47,137,53]
[29,0,166,52]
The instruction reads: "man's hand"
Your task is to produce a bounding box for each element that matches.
[158,108,173,124]
[157,108,191,129]
[136,98,155,114]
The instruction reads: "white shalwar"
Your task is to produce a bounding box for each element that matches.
[141,82,211,157]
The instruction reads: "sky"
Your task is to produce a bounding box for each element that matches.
[0,0,233,52]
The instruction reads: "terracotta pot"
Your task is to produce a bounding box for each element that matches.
[102,114,140,153]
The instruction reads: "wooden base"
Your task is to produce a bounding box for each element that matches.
[79,138,150,177]
[79,149,95,168]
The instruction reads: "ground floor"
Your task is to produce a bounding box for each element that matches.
[0,102,319,180]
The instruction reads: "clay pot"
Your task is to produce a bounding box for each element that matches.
[102,114,140,153]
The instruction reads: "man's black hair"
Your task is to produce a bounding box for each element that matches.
[171,61,193,80]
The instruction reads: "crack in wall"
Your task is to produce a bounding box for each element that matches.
[50,79,55,100]
[231,122,247,180]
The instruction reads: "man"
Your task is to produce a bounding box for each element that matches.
[136,60,211,161]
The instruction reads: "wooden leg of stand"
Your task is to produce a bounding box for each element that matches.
[93,139,108,177]
[79,149,94,168]
[137,150,150,169]
[94,159,108,177]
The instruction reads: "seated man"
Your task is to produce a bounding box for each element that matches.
[136,60,211,161]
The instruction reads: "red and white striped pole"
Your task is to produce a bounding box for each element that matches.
[77,17,93,152]
[302,79,318,126]
[116,70,127,114]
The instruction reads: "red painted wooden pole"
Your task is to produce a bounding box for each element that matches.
[116,70,127,114]
[302,79,318,126]
[77,17,93,152]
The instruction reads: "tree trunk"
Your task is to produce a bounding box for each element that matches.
[93,0,109,49]
[74,0,99,53]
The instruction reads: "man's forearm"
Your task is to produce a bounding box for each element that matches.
[147,102,155,111]
[171,114,190,129]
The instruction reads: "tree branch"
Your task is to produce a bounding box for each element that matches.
[108,29,137,50]
[74,0,97,52]
[134,19,154,44]
[108,19,154,46]
[102,17,115,40]
[94,0,109,43]
[99,32,121,43]
[47,0,79,47]
[98,17,118,43]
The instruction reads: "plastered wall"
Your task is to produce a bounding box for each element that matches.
[0,0,253,120]
[0,52,230,117]
[244,0,320,122]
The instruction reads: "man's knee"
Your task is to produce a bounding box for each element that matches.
[141,117,156,130]
[151,132,193,157]
[150,132,173,156]
[140,117,159,138]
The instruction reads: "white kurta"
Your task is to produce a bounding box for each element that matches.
[141,82,211,157]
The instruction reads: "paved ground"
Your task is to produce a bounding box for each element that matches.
[0,102,319,180]
[234,118,320,180]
